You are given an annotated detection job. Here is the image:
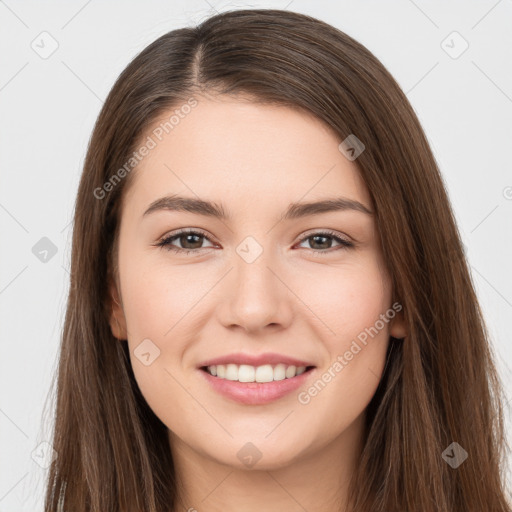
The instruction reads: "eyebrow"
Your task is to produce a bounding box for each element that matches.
[142,194,373,220]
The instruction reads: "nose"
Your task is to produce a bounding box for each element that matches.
[218,250,294,335]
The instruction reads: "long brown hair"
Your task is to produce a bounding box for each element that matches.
[43,8,511,511]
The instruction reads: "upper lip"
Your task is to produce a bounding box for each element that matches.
[197,352,316,369]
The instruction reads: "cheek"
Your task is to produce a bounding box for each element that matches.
[293,258,391,408]
[294,256,391,347]
[118,250,223,408]
[118,256,196,424]
[119,251,204,342]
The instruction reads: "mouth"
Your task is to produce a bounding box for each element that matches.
[198,363,317,405]
[200,364,316,383]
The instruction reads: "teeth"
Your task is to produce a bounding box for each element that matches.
[205,363,309,382]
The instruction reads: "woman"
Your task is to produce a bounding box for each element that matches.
[44,8,511,512]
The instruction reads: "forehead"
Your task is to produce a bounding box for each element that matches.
[123,96,371,215]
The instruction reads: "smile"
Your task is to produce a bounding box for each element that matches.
[202,363,313,382]
[198,364,316,405]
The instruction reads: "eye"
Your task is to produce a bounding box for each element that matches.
[295,230,353,255]
[155,229,216,255]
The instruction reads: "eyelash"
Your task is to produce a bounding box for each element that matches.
[154,228,354,256]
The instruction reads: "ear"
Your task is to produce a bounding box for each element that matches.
[108,278,128,340]
[389,308,407,339]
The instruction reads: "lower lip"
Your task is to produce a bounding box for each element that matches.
[198,367,316,405]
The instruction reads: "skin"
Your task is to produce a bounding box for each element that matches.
[109,94,407,512]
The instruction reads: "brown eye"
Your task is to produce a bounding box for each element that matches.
[296,231,353,254]
[307,234,333,250]
[174,233,204,250]
[156,229,215,254]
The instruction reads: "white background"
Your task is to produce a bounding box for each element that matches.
[1,0,511,509]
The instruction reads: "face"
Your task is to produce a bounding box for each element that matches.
[109,95,406,470]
